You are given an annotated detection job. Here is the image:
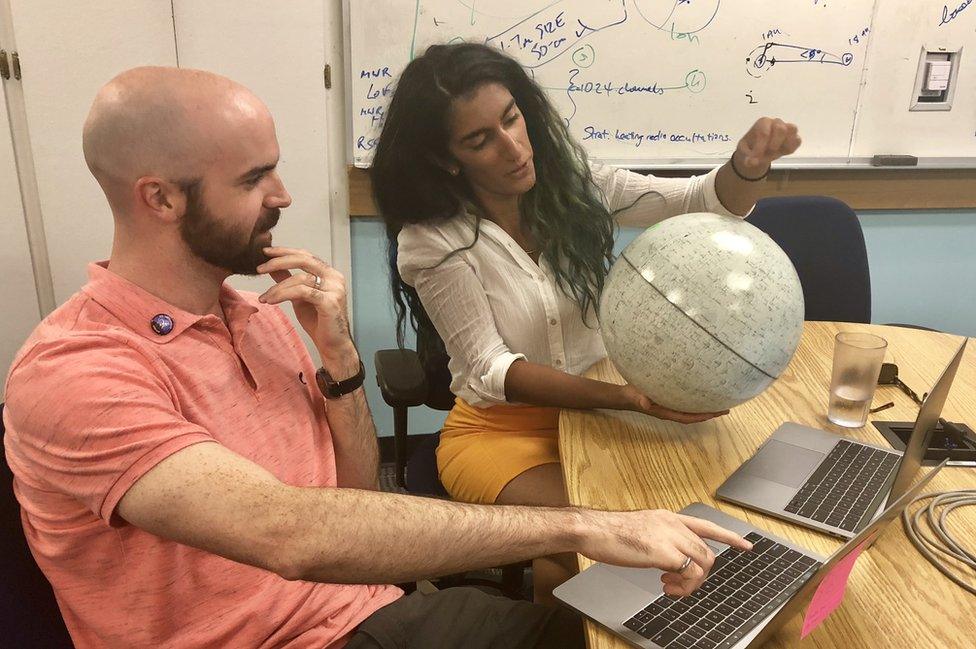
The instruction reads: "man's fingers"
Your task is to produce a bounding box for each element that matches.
[260,284,336,307]
[262,246,319,258]
[677,516,753,551]
[258,255,344,294]
[679,535,716,574]
[258,254,329,277]
[661,560,704,597]
[260,273,344,304]
[260,273,309,302]
[260,276,316,304]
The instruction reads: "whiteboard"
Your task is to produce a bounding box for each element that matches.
[348,0,976,169]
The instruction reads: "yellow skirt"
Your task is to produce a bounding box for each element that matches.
[436,397,561,504]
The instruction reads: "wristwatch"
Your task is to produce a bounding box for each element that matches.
[315,361,366,398]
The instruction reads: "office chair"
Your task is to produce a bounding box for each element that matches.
[747,196,872,324]
[374,337,527,599]
[374,331,453,496]
[1,403,74,648]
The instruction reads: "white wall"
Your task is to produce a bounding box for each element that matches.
[8,0,177,305]
[0,75,40,399]
[1,1,352,388]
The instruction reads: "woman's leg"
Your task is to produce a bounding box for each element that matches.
[495,463,578,606]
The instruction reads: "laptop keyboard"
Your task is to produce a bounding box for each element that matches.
[622,532,821,648]
[783,440,901,531]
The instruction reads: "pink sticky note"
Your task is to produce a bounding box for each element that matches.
[801,535,876,639]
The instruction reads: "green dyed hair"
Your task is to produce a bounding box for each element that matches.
[371,42,616,356]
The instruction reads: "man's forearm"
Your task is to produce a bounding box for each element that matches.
[325,387,380,489]
[319,343,380,490]
[281,486,582,584]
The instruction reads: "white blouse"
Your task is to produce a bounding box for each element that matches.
[397,164,742,408]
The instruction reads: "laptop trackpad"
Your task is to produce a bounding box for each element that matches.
[744,440,825,488]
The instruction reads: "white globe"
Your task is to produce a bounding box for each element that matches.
[599,212,804,413]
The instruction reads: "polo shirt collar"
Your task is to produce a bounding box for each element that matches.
[81,261,259,345]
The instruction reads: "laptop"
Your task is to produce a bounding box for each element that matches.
[715,338,966,539]
[554,461,945,649]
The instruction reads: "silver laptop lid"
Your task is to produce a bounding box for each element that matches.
[746,458,947,647]
[886,339,967,505]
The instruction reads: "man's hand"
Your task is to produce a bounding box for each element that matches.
[578,509,753,597]
[256,247,356,370]
[619,384,728,424]
[734,117,801,177]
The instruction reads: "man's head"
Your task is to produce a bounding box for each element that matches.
[83,66,291,275]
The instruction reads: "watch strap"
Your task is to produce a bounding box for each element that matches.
[315,361,366,398]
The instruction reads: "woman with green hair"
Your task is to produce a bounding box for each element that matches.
[371,42,800,602]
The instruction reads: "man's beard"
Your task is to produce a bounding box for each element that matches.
[178,180,280,275]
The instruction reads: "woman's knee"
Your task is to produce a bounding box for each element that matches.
[494,463,569,507]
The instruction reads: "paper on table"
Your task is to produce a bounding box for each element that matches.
[801,535,876,639]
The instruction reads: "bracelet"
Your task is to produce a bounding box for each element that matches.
[730,153,770,182]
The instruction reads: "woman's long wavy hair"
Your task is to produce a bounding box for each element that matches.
[371,42,615,360]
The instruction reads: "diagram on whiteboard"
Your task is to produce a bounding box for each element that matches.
[350,0,880,166]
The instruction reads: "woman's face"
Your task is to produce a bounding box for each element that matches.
[445,82,536,200]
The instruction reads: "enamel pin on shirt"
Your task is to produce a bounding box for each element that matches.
[150,313,174,336]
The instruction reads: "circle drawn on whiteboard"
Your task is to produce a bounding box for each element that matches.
[686,70,706,93]
[572,44,596,68]
[632,0,721,35]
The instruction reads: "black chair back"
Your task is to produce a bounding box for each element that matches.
[416,330,455,412]
[1,404,74,647]
[747,196,871,324]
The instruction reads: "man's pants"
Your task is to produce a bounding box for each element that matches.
[346,587,585,649]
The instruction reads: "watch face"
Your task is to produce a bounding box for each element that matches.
[315,362,365,398]
[315,368,338,398]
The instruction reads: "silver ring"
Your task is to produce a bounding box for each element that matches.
[311,274,322,290]
[678,556,693,572]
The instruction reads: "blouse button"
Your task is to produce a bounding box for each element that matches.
[549,318,557,326]
[555,359,563,367]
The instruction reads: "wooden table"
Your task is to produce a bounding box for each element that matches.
[559,321,976,648]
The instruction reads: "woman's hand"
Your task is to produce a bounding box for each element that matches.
[733,117,801,177]
[618,384,728,424]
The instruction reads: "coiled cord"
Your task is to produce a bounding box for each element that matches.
[902,489,976,595]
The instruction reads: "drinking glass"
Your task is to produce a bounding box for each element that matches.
[827,332,888,427]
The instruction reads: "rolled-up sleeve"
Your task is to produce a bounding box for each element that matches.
[590,163,739,228]
[398,225,524,403]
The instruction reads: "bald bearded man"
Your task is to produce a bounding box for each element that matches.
[2,67,750,648]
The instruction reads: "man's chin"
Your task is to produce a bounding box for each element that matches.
[217,250,271,277]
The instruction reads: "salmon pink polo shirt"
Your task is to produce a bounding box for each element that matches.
[3,262,401,648]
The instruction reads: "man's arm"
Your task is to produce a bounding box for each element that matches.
[319,340,380,490]
[117,441,751,594]
[257,247,380,489]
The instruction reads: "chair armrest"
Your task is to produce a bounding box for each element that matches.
[374,349,428,408]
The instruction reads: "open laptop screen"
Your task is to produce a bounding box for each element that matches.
[886,339,966,506]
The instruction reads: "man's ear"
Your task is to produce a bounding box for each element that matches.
[134,177,185,223]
